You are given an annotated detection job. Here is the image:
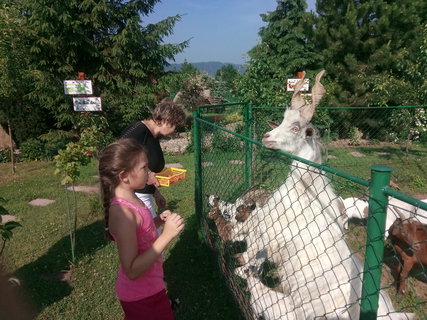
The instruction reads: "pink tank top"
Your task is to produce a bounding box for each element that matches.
[110,197,165,302]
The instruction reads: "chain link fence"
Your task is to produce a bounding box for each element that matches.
[193,103,427,319]
[251,105,427,195]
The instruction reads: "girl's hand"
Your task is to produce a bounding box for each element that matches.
[159,209,172,222]
[154,190,167,209]
[162,213,185,240]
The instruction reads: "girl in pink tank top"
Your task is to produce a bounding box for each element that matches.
[98,139,185,320]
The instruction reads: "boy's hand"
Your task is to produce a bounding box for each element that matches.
[147,171,160,187]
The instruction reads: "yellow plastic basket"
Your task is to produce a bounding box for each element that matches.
[155,168,187,187]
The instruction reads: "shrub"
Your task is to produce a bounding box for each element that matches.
[225,112,243,123]
[20,138,45,160]
[0,149,11,163]
[211,131,241,152]
[39,130,76,159]
[349,127,363,146]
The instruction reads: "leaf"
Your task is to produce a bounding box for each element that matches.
[4,221,22,230]
[0,206,8,215]
[0,229,13,240]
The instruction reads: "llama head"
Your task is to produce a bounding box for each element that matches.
[262,70,326,159]
[207,207,221,220]
[235,202,257,222]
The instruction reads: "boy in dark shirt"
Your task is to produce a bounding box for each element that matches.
[120,100,186,221]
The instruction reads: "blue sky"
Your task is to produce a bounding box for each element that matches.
[144,0,317,65]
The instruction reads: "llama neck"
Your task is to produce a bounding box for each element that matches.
[288,159,341,224]
[295,138,322,164]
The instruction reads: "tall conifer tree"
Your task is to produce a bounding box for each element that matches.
[237,0,319,106]
[314,0,425,107]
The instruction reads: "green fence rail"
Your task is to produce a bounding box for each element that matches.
[194,102,427,320]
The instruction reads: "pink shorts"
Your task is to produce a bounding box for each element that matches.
[119,289,174,320]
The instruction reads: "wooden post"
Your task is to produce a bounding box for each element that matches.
[7,118,15,174]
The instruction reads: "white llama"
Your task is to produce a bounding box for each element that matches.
[235,70,413,319]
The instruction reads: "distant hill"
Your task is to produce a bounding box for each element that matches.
[166,61,246,76]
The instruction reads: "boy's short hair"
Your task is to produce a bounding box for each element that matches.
[151,99,186,127]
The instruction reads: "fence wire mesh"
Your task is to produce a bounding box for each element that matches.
[195,103,427,320]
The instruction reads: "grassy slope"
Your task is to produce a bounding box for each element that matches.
[0,154,243,320]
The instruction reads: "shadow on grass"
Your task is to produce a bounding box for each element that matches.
[13,220,107,315]
[164,214,245,320]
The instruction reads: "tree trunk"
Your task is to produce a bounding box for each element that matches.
[7,118,15,174]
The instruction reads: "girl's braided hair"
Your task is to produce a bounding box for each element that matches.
[98,138,147,240]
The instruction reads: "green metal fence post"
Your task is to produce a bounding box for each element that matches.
[244,103,253,189]
[193,108,203,221]
[360,165,392,320]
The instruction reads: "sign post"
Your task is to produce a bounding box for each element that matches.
[64,72,102,111]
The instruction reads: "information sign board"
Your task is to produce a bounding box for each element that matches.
[73,97,102,111]
[287,78,310,91]
[64,80,93,95]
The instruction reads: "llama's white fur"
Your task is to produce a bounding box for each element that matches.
[234,266,293,320]
[340,196,369,230]
[388,198,427,224]
[232,71,413,319]
[340,196,427,238]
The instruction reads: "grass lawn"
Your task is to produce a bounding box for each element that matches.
[325,143,427,195]
[1,140,427,319]
[0,153,244,320]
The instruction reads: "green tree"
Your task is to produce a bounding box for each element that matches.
[158,60,200,100]
[416,24,427,104]
[175,75,208,111]
[314,0,426,107]
[180,60,200,76]
[0,3,52,170]
[236,0,320,106]
[215,64,240,94]
[14,0,188,136]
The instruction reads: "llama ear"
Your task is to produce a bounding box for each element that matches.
[336,197,345,214]
[305,127,314,138]
[394,207,406,220]
[267,120,279,129]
